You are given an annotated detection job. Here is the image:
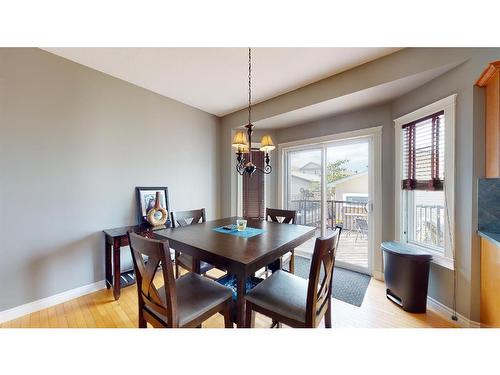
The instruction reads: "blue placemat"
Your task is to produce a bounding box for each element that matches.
[212,226,265,238]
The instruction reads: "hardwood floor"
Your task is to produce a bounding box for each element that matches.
[0,271,455,328]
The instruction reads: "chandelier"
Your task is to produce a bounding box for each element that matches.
[232,48,275,176]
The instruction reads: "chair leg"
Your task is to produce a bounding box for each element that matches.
[138,309,147,328]
[223,301,233,328]
[245,303,254,328]
[325,298,332,328]
[175,252,180,279]
[289,251,295,274]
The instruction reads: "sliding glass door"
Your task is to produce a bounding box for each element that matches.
[284,136,373,275]
[286,148,324,257]
[325,139,370,273]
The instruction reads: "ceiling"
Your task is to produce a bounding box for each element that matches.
[43,47,400,116]
[253,62,463,129]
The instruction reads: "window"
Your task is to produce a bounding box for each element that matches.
[395,95,455,268]
[402,111,444,190]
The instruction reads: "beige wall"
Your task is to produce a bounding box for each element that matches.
[333,174,368,201]
[0,48,220,311]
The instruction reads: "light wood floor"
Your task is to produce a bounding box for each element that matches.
[0,271,456,328]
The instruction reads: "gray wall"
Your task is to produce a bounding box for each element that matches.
[0,48,220,311]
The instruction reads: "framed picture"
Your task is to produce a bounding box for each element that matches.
[135,186,169,224]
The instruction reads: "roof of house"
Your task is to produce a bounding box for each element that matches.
[299,161,321,170]
[291,169,367,184]
[291,171,321,182]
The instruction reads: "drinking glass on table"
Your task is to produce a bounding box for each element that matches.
[236,219,247,231]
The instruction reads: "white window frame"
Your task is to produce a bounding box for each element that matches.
[394,94,456,269]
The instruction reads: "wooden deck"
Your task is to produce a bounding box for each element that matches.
[295,228,368,270]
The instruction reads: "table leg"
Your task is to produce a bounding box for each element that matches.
[192,257,201,274]
[236,273,246,328]
[105,240,112,289]
[113,239,121,300]
[268,258,281,274]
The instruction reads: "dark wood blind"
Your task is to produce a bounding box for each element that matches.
[243,150,265,219]
[402,110,445,190]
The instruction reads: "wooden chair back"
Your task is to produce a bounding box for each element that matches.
[127,232,178,327]
[305,228,341,327]
[171,208,206,228]
[266,208,296,224]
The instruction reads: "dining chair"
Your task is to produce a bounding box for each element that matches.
[266,208,297,274]
[245,228,340,328]
[170,208,217,279]
[127,232,233,328]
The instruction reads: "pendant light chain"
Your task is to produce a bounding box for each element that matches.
[248,47,252,125]
[232,47,274,176]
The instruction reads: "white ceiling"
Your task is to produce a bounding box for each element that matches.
[253,62,463,129]
[43,47,400,116]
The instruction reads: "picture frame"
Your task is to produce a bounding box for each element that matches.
[135,186,169,224]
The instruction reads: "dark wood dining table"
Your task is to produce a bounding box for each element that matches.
[154,216,316,327]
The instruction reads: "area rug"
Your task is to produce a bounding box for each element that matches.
[290,256,371,307]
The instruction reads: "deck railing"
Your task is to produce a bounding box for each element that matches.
[289,200,367,231]
[414,204,444,248]
[289,200,444,245]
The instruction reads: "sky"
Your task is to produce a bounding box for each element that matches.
[289,139,369,173]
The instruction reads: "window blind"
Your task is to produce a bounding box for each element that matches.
[402,110,445,191]
[243,150,265,219]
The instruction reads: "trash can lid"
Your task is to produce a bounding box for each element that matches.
[381,241,433,259]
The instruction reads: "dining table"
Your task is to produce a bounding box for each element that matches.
[154,216,316,327]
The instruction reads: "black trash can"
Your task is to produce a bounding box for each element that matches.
[382,241,432,313]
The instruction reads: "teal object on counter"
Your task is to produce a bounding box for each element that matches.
[212,226,265,238]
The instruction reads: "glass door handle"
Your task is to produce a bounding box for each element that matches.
[365,201,373,213]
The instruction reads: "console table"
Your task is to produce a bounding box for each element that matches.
[103,223,167,300]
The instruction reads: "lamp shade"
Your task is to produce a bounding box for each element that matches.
[232,131,248,149]
[259,134,275,152]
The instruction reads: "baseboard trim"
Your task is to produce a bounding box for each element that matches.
[372,271,384,281]
[426,296,480,328]
[0,280,105,324]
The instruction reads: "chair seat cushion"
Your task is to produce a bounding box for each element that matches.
[157,273,232,327]
[177,253,214,274]
[245,270,308,323]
